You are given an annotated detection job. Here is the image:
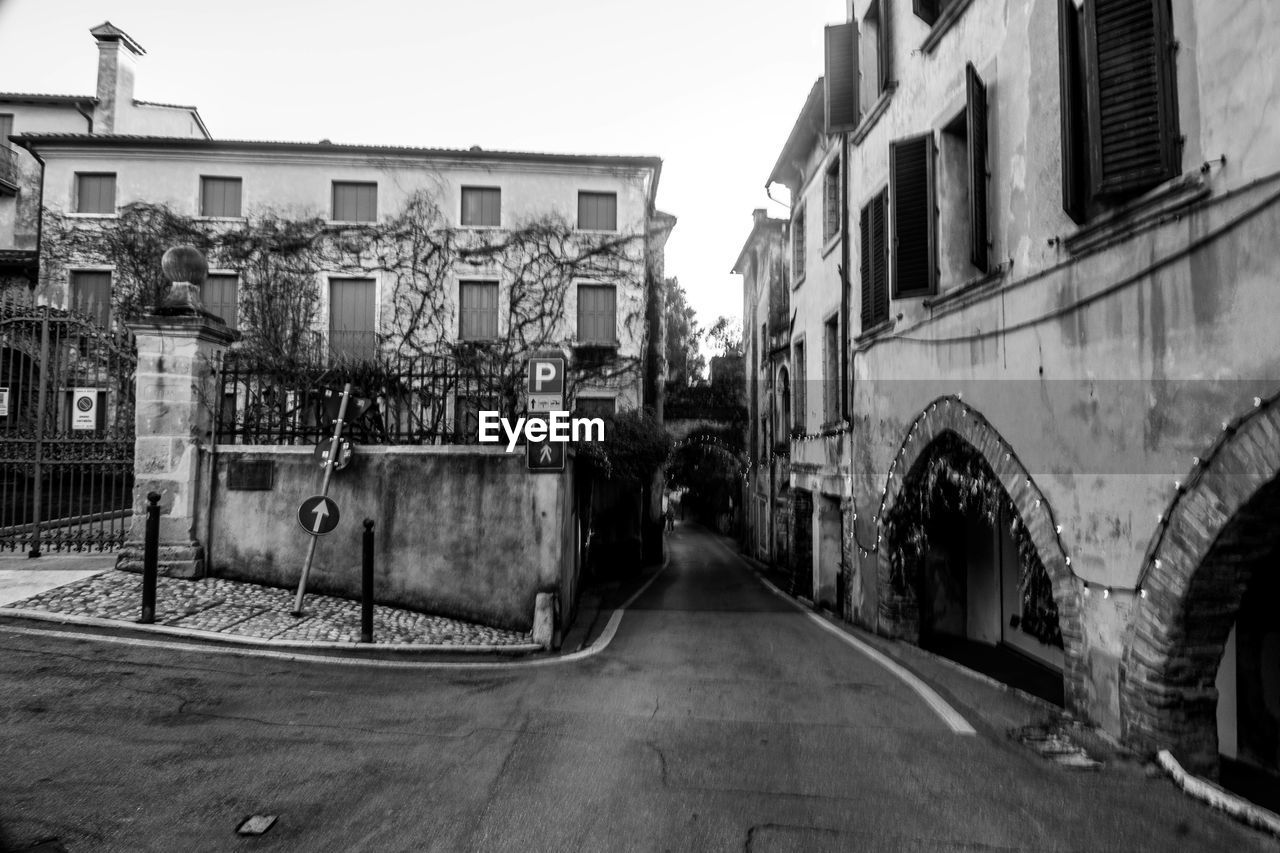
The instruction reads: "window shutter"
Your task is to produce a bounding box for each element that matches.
[1084,0,1179,197]
[966,63,990,274]
[878,0,894,89]
[859,203,873,329]
[824,23,860,134]
[871,189,889,324]
[913,0,941,26]
[1058,0,1088,223]
[891,134,937,298]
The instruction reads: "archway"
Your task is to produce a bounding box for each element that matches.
[667,430,748,535]
[876,397,1085,712]
[1122,392,1280,789]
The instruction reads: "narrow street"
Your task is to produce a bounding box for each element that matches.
[0,525,1268,852]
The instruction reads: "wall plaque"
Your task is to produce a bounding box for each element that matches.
[228,459,274,491]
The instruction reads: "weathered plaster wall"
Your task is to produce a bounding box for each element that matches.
[0,103,90,251]
[208,445,575,632]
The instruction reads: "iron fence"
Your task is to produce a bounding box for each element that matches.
[216,346,520,446]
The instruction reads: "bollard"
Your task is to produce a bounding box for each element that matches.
[361,519,374,643]
[139,492,161,624]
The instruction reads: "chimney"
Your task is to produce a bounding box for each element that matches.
[89,22,145,134]
[752,208,768,225]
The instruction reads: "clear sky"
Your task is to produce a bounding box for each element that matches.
[0,0,839,338]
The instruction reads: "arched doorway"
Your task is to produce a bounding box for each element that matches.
[1122,393,1280,796]
[877,397,1084,711]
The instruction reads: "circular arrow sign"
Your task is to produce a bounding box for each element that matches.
[297,494,340,536]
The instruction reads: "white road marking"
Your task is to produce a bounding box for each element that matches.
[710,536,977,736]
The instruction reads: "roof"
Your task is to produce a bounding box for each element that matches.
[89,21,145,55]
[12,133,664,172]
[0,93,97,106]
[732,213,787,274]
[766,78,826,189]
[132,101,212,139]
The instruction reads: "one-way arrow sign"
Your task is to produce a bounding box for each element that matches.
[297,494,340,535]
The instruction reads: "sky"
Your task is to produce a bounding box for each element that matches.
[0,0,840,341]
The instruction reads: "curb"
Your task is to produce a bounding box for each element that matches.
[0,551,673,669]
[0,608,543,654]
[1158,749,1280,838]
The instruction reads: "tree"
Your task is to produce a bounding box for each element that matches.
[663,277,704,390]
[707,315,743,357]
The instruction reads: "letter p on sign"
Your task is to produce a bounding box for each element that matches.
[527,357,565,395]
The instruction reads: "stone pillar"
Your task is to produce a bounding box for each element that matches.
[116,247,237,578]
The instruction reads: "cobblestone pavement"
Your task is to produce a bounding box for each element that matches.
[1,570,533,646]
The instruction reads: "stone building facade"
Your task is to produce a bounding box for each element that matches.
[742,0,1280,781]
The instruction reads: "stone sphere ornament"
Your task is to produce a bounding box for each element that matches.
[158,244,211,316]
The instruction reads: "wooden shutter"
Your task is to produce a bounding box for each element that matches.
[871,190,888,324]
[859,202,873,329]
[460,281,498,340]
[333,182,377,222]
[201,177,242,218]
[966,63,990,274]
[70,271,111,327]
[824,22,860,134]
[578,284,616,343]
[204,274,239,328]
[329,278,376,359]
[578,192,617,231]
[891,134,936,298]
[77,173,115,214]
[1084,0,1179,197]
[1058,0,1088,223]
[462,187,500,226]
[913,0,941,26]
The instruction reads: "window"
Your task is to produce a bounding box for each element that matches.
[1059,0,1179,223]
[0,114,12,144]
[913,0,955,26]
[859,189,889,330]
[823,316,840,424]
[459,280,499,341]
[329,278,377,360]
[792,205,806,284]
[824,23,859,134]
[577,284,617,344]
[792,341,806,434]
[761,322,768,366]
[861,0,894,107]
[938,64,990,281]
[75,173,116,214]
[204,273,239,329]
[574,396,615,419]
[577,191,617,231]
[823,157,842,244]
[461,186,501,227]
[331,181,377,222]
[200,177,242,218]
[890,133,937,298]
[69,271,112,327]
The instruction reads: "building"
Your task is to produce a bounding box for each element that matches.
[9,23,672,422]
[739,0,1280,786]
[764,78,850,610]
[806,0,1280,784]
[734,210,789,568]
[0,22,209,289]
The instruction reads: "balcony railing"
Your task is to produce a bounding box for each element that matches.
[0,145,20,190]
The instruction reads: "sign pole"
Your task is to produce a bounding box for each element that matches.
[292,382,352,616]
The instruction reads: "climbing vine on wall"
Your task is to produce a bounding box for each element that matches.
[39,190,648,399]
[883,432,1063,648]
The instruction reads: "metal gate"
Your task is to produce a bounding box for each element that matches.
[0,294,136,554]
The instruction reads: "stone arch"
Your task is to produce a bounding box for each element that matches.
[875,395,1086,713]
[1120,391,1280,777]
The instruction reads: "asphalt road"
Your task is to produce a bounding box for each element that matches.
[0,525,1272,852]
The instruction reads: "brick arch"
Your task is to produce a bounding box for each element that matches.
[875,396,1087,713]
[1120,393,1280,777]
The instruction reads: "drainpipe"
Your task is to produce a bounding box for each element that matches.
[839,132,851,423]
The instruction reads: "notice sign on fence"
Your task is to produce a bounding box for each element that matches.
[71,388,99,431]
[0,387,8,418]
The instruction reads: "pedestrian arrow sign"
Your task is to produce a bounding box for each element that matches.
[525,414,565,473]
[297,494,340,536]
